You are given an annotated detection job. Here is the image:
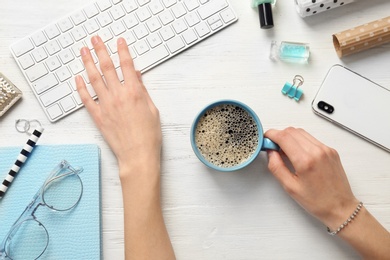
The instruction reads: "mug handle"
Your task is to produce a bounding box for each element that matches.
[261,138,280,151]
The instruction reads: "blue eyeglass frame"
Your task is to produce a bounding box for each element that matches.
[0,160,83,260]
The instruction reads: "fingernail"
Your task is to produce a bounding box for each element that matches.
[91,36,99,45]
[117,37,125,45]
[80,47,88,56]
[75,75,83,85]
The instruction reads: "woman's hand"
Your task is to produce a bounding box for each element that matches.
[76,36,161,175]
[265,127,359,230]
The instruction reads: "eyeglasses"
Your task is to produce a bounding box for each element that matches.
[0,160,83,260]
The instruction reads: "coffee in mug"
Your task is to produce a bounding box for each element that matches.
[190,100,279,171]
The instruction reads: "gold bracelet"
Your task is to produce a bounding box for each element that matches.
[327,202,363,236]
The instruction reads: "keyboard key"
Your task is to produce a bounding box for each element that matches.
[185,12,200,27]
[84,19,100,34]
[166,36,185,53]
[107,39,119,53]
[184,0,199,11]
[146,17,162,32]
[111,21,126,36]
[40,83,72,107]
[46,56,62,71]
[146,33,162,48]
[58,49,75,64]
[56,66,72,82]
[58,18,74,32]
[11,38,34,57]
[58,33,74,48]
[86,84,97,98]
[162,0,177,8]
[136,7,152,22]
[172,18,188,34]
[123,13,139,29]
[98,27,114,42]
[210,20,223,30]
[60,95,76,112]
[121,31,137,45]
[71,27,87,42]
[69,59,85,74]
[72,41,86,57]
[97,12,113,27]
[159,26,175,41]
[31,47,48,62]
[134,40,150,55]
[84,4,100,18]
[133,45,169,71]
[97,0,112,11]
[159,10,174,25]
[69,78,78,90]
[171,3,187,18]
[25,63,48,82]
[195,22,210,37]
[122,0,138,13]
[110,5,126,20]
[133,24,149,39]
[45,40,61,55]
[137,0,151,6]
[149,0,164,15]
[44,24,61,39]
[111,53,121,68]
[18,54,35,70]
[198,0,227,20]
[220,8,235,23]
[73,92,83,105]
[47,104,63,120]
[32,74,59,94]
[182,29,198,44]
[31,31,48,47]
[71,10,87,25]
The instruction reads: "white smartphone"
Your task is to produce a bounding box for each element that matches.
[312,64,390,152]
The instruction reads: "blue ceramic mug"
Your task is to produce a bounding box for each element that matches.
[190,100,279,172]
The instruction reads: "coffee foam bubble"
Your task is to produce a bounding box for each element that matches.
[195,104,259,168]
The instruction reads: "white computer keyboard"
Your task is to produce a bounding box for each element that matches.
[10,0,237,122]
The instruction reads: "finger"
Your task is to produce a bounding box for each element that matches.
[80,46,107,97]
[267,150,298,195]
[92,35,120,88]
[117,37,139,86]
[136,70,143,83]
[75,75,100,117]
[265,128,304,164]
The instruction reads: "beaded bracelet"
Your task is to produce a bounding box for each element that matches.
[327,202,363,236]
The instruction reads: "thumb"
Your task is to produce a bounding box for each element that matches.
[267,150,297,195]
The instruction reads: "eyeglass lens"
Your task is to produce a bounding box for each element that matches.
[43,171,83,211]
[5,219,48,260]
[5,166,82,259]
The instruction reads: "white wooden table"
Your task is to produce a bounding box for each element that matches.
[1,0,390,259]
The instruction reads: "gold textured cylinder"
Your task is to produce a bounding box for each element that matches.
[333,16,390,58]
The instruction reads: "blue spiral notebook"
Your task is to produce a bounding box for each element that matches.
[0,144,101,259]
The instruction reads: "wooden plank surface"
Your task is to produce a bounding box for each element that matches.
[0,0,389,259]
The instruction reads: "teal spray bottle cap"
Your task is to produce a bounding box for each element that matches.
[252,0,275,29]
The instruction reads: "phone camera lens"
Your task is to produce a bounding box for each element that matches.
[317,101,334,114]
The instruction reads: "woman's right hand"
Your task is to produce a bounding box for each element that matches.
[265,127,359,231]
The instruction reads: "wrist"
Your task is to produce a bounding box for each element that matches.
[321,198,361,231]
[119,158,161,180]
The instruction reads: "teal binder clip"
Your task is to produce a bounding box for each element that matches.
[282,75,304,101]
